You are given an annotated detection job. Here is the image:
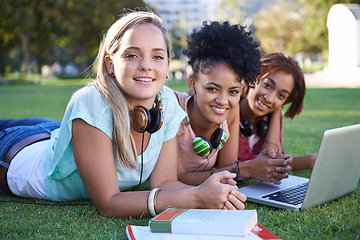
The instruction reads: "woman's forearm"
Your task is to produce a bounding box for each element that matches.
[178,170,213,186]
[263,109,282,153]
[291,154,316,170]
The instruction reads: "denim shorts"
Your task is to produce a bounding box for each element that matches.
[0,117,61,195]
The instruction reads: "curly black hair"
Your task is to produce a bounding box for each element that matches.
[183,21,261,87]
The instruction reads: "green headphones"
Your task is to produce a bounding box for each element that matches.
[192,127,227,157]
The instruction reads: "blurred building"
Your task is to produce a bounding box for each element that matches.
[325,3,360,86]
[307,3,360,88]
[327,4,360,69]
[144,0,220,33]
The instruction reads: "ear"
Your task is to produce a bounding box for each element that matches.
[104,55,114,74]
[188,74,196,89]
[243,86,251,98]
[166,59,170,79]
[241,80,249,98]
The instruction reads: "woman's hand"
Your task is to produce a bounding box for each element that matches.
[242,148,292,184]
[196,171,247,210]
[272,152,293,182]
[223,190,247,210]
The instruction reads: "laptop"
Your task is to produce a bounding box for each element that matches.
[239,124,360,210]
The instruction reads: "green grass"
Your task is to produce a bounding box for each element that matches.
[1,80,360,239]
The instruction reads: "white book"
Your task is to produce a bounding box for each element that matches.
[149,207,257,237]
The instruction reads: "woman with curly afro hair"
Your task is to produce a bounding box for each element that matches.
[174,21,291,187]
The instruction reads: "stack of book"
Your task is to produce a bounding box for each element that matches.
[126,207,281,240]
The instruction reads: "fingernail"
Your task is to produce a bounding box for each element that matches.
[273,172,278,176]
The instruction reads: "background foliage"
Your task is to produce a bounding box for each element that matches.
[253,0,360,58]
[1,0,360,76]
[0,0,146,74]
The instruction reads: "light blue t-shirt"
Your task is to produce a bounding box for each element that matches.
[43,85,186,201]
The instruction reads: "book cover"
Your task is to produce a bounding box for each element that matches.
[127,223,281,240]
[149,207,257,237]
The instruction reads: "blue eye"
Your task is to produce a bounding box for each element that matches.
[125,54,137,59]
[154,55,164,60]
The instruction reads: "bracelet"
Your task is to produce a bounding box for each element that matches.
[211,167,216,175]
[153,188,161,216]
[263,140,280,154]
[147,188,161,217]
[232,161,248,185]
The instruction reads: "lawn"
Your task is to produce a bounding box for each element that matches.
[1,80,360,239]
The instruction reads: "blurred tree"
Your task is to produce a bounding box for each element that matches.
[58,0,146,74]
[169,16,189,60]
[298,0,360,59]
[217,0,246,24]
[253,0,360,59]
[253,0,304,56]
[0,2,19,74]
[0,0,146,74]
[0,0,72,73]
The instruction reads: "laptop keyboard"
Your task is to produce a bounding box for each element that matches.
[262,182,308,205]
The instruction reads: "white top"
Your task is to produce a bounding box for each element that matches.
[7,85,187,201]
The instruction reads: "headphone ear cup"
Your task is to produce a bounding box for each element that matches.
[256,119,268,138]
[147,107,163,134]
[192,136,212,157]
[131,106,150,133]
[210,128,227,149]
[240,120,254,137]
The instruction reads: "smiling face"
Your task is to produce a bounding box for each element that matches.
[106,23,170,108]
[246,71,295,117]
[189,63,243,126]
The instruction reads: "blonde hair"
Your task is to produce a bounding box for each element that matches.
[92,11,171,169]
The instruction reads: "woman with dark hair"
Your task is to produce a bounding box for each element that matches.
[238,52,316,175]
[175,22,293,187]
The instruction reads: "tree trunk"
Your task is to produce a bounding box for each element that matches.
[78,42,87,75]
[20,31,31,73]
[0,53,5,75]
